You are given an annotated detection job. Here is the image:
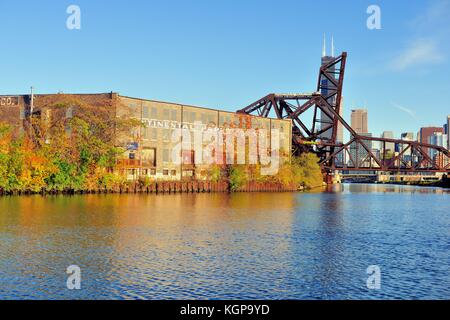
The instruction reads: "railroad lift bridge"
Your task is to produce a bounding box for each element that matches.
[237,52,450,182]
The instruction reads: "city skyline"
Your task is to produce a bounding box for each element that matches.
[347,105,449,155]
[447,115,450,149]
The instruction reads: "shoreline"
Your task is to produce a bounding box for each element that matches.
[0,180,304,197]
[346,179,450,189]
[378,181,450,189]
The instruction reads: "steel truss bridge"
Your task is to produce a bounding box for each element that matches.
[237,52,450,177]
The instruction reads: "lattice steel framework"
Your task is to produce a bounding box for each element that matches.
[237,52,450,174]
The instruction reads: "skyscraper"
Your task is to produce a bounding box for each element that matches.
[428,132,447,161]
[401,132,415,164]
[420,127,444,157]
[349,133,373,167]
[382,131,395,153]
[351,109,368,134]
[336,96,344,143]
[349,109,371,167]
[447,116,450,150]
[319,35,337,140]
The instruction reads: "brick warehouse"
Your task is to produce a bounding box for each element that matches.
[0,92,292,181]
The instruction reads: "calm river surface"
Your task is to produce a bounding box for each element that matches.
[0,184,449,300]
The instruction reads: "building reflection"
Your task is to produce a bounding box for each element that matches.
[0,193,297,298]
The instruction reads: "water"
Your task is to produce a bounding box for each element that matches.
[0,184,449,300]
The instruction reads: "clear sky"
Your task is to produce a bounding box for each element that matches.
[1,0,449,138]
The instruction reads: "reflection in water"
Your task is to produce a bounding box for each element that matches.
[0,184,449,300]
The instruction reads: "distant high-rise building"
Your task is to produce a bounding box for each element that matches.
[447,116,450,150]
[401,132,414,141]
[371,147,381,161]
[382,131,395,153]
[399,132,414,164]
[400,132,415,158]
[351,109,368,134]
[349,132,373,167]
[428,132,446,146]
[420,127,444,157]
[319,35,337,140]
[334,96,345,167]
[336,96,344,143]
[420,127,444,144]
[428,132,447,160]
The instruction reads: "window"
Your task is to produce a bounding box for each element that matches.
[129,153,136,160]
[151,128,157,140]
[142,128,149,139]
[162,129,170,141]
[151,107,157,118]
[142,148,156,166]
[183,169,194,177]
[171,110,177,121]
[163,169,169,176]
[171,170,177,176]
[150,169,156,175]
[182,150,194,164]
[143,106,149,118]
[142,169,148,175]
[190,112,196,123]
[163,109,169,119]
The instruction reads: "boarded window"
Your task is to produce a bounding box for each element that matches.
[162,129,170,141]
[143,106,149,118]
[142,148,156,166]
[171,110,177,121]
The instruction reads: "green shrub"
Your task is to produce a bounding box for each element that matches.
[229,165,248,191]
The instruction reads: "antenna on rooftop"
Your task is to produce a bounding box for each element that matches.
[30,86,34,116]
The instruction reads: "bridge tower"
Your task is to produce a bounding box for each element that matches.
[237,52,450,179]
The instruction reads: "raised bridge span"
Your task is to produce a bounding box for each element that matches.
[237,52,450,180]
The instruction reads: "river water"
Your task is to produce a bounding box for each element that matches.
[0,184,449,300]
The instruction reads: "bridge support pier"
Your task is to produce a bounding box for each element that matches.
[325,173,333,185]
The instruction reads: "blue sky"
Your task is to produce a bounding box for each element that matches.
[1,0,449,138]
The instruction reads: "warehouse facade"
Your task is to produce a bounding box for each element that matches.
[0,92,292,180]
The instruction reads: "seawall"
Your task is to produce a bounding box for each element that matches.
[0,180,300,196]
